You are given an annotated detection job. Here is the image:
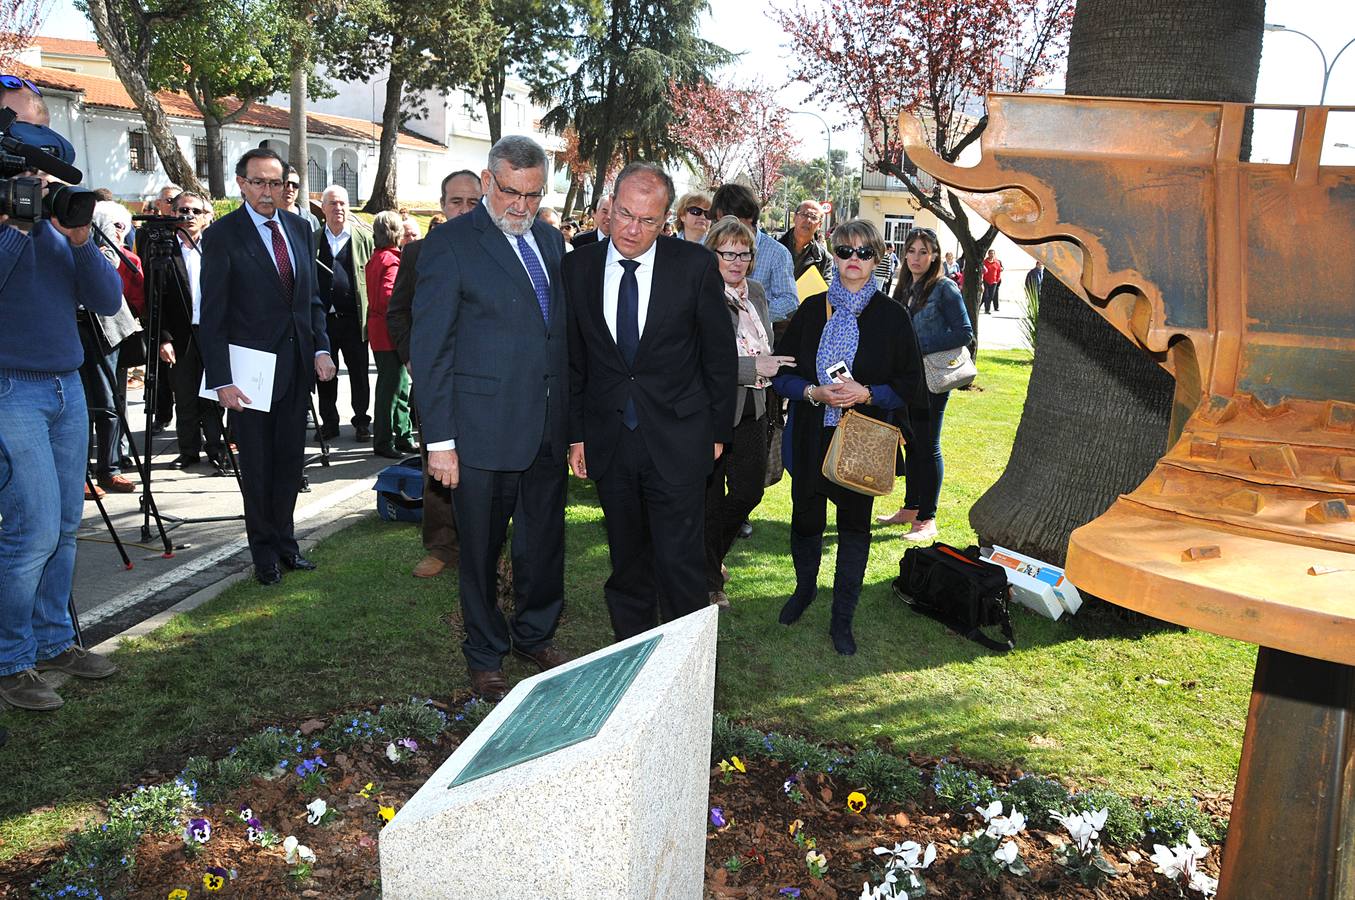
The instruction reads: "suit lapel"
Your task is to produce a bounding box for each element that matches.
[635,237,674,357]
[474,205,535,305]
[236,208,290,301]
[589,240,626,369]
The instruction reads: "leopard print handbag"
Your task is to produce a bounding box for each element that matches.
[821,408,903,496]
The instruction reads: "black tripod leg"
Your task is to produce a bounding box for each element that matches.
[68,593,83,648]
[311,393,331,466]
[85,471,132,569]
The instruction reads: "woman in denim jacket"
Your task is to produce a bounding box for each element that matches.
[877,227,973,541]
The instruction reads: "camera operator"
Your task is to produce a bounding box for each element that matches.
[0,99,124,711]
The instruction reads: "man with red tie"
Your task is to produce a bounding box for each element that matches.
[199,148,336,585]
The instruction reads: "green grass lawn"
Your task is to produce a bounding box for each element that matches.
[0,350,1252,860]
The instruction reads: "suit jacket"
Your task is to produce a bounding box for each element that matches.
[199,205,330,402]
[409,202,568,471]
[563,236,736,485]
[315,223,375,340]
[572,228,601,248]
[386,238,423,364]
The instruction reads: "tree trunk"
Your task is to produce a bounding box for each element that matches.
[289,39,310,205]
[203,113,227,199]
[363,68,404,213]
[84,0,203,194]
[967,0,1265,563]
[478,67,505,146]
[562,174,581,218]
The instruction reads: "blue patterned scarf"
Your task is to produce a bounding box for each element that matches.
[815,273,876,426]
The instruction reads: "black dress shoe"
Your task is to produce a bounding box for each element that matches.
[354,425,372,442]
[172,454,200,469]
[255,564,283,585]
[281,553,317,571]
[738,520,754,539]
[374,446,402,459]
[394,441,418,454]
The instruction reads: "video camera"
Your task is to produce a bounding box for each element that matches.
[0,106,95,228]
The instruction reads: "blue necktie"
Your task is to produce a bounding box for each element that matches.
[616,259,640,430]
[515,234,551,323]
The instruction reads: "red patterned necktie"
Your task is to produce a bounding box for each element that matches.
[265,220,294,297]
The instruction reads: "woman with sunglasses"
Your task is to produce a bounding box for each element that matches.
[701,216,795,608]
[676,190,712,243]
[877,227,973,541]
[770,219,926,655]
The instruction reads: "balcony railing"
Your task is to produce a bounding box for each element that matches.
[862,167,938,194]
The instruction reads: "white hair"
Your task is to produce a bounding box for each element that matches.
[321,185,349,204]
[91,200,132,235]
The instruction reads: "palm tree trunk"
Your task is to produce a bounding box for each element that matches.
[967,0,1265,563]
[289,40,310,203]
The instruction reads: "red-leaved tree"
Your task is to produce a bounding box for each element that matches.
[668,78,798,203]
[776,0,1073,332]
[0,0,52,68]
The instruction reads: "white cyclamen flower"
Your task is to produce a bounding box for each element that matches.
[1151,829,1212,886]
[993,840,1019,865]
[1051,808,1106,854]
[1188,870,1219,896]
[976,800,1004,822]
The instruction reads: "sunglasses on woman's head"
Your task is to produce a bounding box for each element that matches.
[0,74,42,95]
[834,245,876,261]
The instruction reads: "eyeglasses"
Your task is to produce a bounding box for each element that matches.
[685,205,710,219]
[795,208,823,221]
[714,249,753,262]
[834,245,877,261]
[176,207,209,216]
[613,206,664,231]
[244,178,285,189]
[282,181,301,191]
[0,74,41,96]
[489,171,545,204]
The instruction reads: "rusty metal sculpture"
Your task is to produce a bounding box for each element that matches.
[902,94,1355,899]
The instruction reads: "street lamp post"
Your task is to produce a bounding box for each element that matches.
[1264,23,1355,105]
[789,109,832,211]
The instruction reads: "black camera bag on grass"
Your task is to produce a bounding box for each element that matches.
[893,543,1015,652]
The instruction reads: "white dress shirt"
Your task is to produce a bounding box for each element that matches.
[243,201,298,280]
[179,236,202,325]
[324,223,351,259]
[603,238,657,341]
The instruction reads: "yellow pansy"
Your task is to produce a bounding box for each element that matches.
[731,756,745,773]
[378,805,396,823]
[168,891,189,900]
[847,791,868,814]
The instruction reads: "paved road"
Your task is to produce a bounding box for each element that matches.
[72,365,396,646]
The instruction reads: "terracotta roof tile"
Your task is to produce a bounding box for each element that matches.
[28,35,107,58]
[8,61,443,151]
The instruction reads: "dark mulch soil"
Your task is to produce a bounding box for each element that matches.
[0,703,1224,898]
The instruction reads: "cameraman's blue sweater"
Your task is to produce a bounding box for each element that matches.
[0,220,123,375]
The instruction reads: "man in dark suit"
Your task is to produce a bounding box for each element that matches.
[200,148,336,585]
[563,162,736,641]
[411,136,571,702]
[157,190,226,472]
[570,195,610,247]
[315,185,375,441]
[387,169,481,580]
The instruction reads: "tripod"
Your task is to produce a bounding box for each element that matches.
[111,218,247,543]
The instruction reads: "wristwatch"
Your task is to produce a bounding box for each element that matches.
[865,386,874,405]
[804,385,822,406]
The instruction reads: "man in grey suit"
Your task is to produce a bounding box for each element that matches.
[411,136,571,701]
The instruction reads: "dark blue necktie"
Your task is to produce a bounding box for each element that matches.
[515,234,551,323]
[616,259,640,429]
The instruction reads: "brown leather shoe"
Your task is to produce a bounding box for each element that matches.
[412,555,447,578]
[468,668,509,702]
[512,643,572,671]
[84,483,105,501]
[97,474,136,493]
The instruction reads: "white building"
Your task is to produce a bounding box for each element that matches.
[10,36,450,205]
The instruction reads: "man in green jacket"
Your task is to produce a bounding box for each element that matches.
[315,185,375,441]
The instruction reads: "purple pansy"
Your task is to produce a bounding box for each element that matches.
[710,807,726,828]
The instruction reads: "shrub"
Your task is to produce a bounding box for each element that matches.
[765,732,836,772]
[931,760,1000,811]
[319,711,387,750]
[1142,796,1222,846]
[106,781,195,834]
[181,754,253,804]
[1069,788,1144,847]
[711,714,765,762]
[841,748,924,804]
[376,698,450,743]
[231,726,306,773]
[31,815,141,899]
[452,697,495,731]
[1002,775,1073,830]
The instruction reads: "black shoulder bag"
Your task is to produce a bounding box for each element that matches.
[892,543,1015,652]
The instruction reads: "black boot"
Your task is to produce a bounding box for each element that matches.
[778,531,823,625]
[830,532,871,655]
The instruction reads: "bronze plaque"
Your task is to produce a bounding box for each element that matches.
[449,636,662,787]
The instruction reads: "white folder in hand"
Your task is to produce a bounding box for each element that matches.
[199,345,276,413]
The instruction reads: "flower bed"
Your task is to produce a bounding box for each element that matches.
[1,706,1227,899]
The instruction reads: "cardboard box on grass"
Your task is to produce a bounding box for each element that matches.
[981,544,1084,620]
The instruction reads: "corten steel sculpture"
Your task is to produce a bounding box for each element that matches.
[903,94,1355,899]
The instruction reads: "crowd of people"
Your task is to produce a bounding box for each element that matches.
[0,67,980,715]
